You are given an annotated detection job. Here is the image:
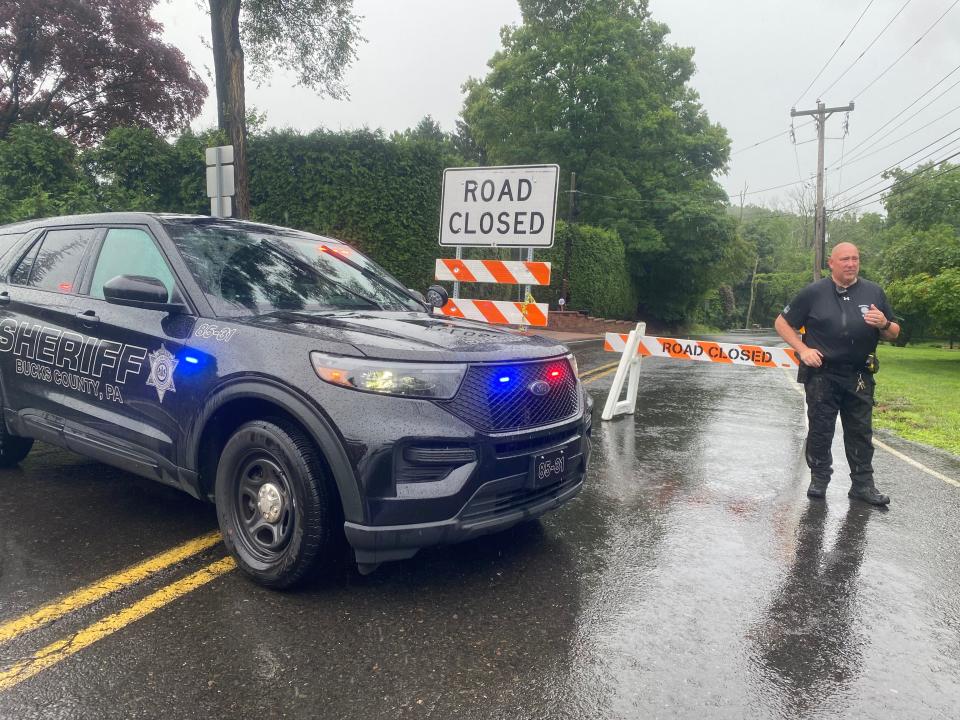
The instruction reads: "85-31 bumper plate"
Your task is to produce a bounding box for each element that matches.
[531,447,566,489]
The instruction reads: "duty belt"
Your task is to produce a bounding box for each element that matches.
[819,359,863,374]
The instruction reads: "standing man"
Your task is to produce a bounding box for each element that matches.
[775,242,900,506]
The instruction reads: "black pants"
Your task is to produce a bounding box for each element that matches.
[804,370,876,487]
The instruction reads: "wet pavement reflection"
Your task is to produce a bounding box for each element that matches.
[2,334,960,719]
[750,503,871,717]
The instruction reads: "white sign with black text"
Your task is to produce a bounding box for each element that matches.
[438,164,559,247]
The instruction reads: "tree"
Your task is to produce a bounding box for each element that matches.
[0,124,97,223]
[877,224,960,345]
[460,0,735,322]
[878,224,960,282]
[929,268,960,347]
[884,162,960,231]
[84,126,226,213]
[873,163,960,344]
[208,0,362,218]
[0,0,206,146]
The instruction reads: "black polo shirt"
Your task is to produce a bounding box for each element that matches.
[781,277,895,367]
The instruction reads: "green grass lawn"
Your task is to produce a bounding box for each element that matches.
[874,343,960,455]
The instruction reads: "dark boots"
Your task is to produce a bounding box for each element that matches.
[848,484,890,506]
[807,479,891,505]
[806,479,828,499]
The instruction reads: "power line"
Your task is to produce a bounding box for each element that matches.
[731,129,790,155]
[828,148,960,213]
[829,130,960,202]
[819,0,913,98]
[572,190,727,206]
[739,126,960,207]
[831,162,960,215]
[842,80,960,164]
[841,62,960,159]
[724,177,810,198]
[793,0,877,107]
[842,101,960,167]
[836,137,848,197]
[731,121,815,155]
[851,0,960,100]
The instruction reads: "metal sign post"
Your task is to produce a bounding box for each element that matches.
[205,145,235,218]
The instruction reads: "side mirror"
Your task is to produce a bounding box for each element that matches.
[424,284,449,309]
[102,275,184,313]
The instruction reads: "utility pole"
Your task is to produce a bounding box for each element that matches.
[790,100,854,280]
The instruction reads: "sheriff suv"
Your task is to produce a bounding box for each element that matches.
[0,213,592,588]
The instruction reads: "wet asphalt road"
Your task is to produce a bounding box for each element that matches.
[1,331,959,719]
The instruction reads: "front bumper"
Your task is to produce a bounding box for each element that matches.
[345,399,593,568]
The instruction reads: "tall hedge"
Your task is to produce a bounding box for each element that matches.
[248,128,459,294]
[0,124,97,223]
[535,221,636,319]
[0,124,636,320]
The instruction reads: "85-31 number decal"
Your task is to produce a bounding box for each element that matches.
[194,323,238,343]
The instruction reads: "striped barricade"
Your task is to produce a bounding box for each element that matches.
[436,299,549,327]
[604,333,800,369]
[435,259,551,285]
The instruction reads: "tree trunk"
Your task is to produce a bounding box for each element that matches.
[209,0,250,218]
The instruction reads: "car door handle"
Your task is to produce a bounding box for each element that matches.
[0,291,9,305]
[75,309,100,325]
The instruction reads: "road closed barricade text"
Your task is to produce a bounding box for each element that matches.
[604,333,800,369]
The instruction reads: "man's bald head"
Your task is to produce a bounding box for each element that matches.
[828,242,860,287]
[830,242,859,260]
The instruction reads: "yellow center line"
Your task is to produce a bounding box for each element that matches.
[579,360,621,380]
[0,531,222,646]
[582,366,620,385]
[0,556,236,692]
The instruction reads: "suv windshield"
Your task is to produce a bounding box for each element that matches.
[162,218,424,317]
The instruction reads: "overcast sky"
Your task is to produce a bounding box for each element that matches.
[155,0,960,215]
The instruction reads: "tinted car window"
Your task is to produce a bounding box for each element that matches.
[9,228,96,293]
[0,232,24,264]
[163,220,422,317]
[90,228,177,300]
[10,240,40,285]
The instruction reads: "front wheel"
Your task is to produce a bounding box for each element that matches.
[0,429,33,468]
[215,419,340,589]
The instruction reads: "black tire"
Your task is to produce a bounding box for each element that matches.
[0,430,33,468]
[215,419,340,589]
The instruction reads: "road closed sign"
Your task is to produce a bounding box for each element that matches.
[439,164,560,247]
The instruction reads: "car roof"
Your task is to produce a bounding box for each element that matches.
[0,211,176,234]
[0,213,346,244]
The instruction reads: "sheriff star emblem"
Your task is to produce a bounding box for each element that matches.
[146,344,179,402]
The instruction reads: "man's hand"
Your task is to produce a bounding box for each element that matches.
[775,313,824,368]
[799,347,824,367]
[864,303,888,329]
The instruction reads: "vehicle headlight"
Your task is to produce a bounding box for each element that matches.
[310,352,466,399]
[566,353,579,378]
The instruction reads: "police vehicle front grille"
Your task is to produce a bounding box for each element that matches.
[459,462,583,522]
[442,360,580,433]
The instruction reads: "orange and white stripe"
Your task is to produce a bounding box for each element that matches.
[604,333,800,368]
[436,299,549,326]
[435,259,551,285]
